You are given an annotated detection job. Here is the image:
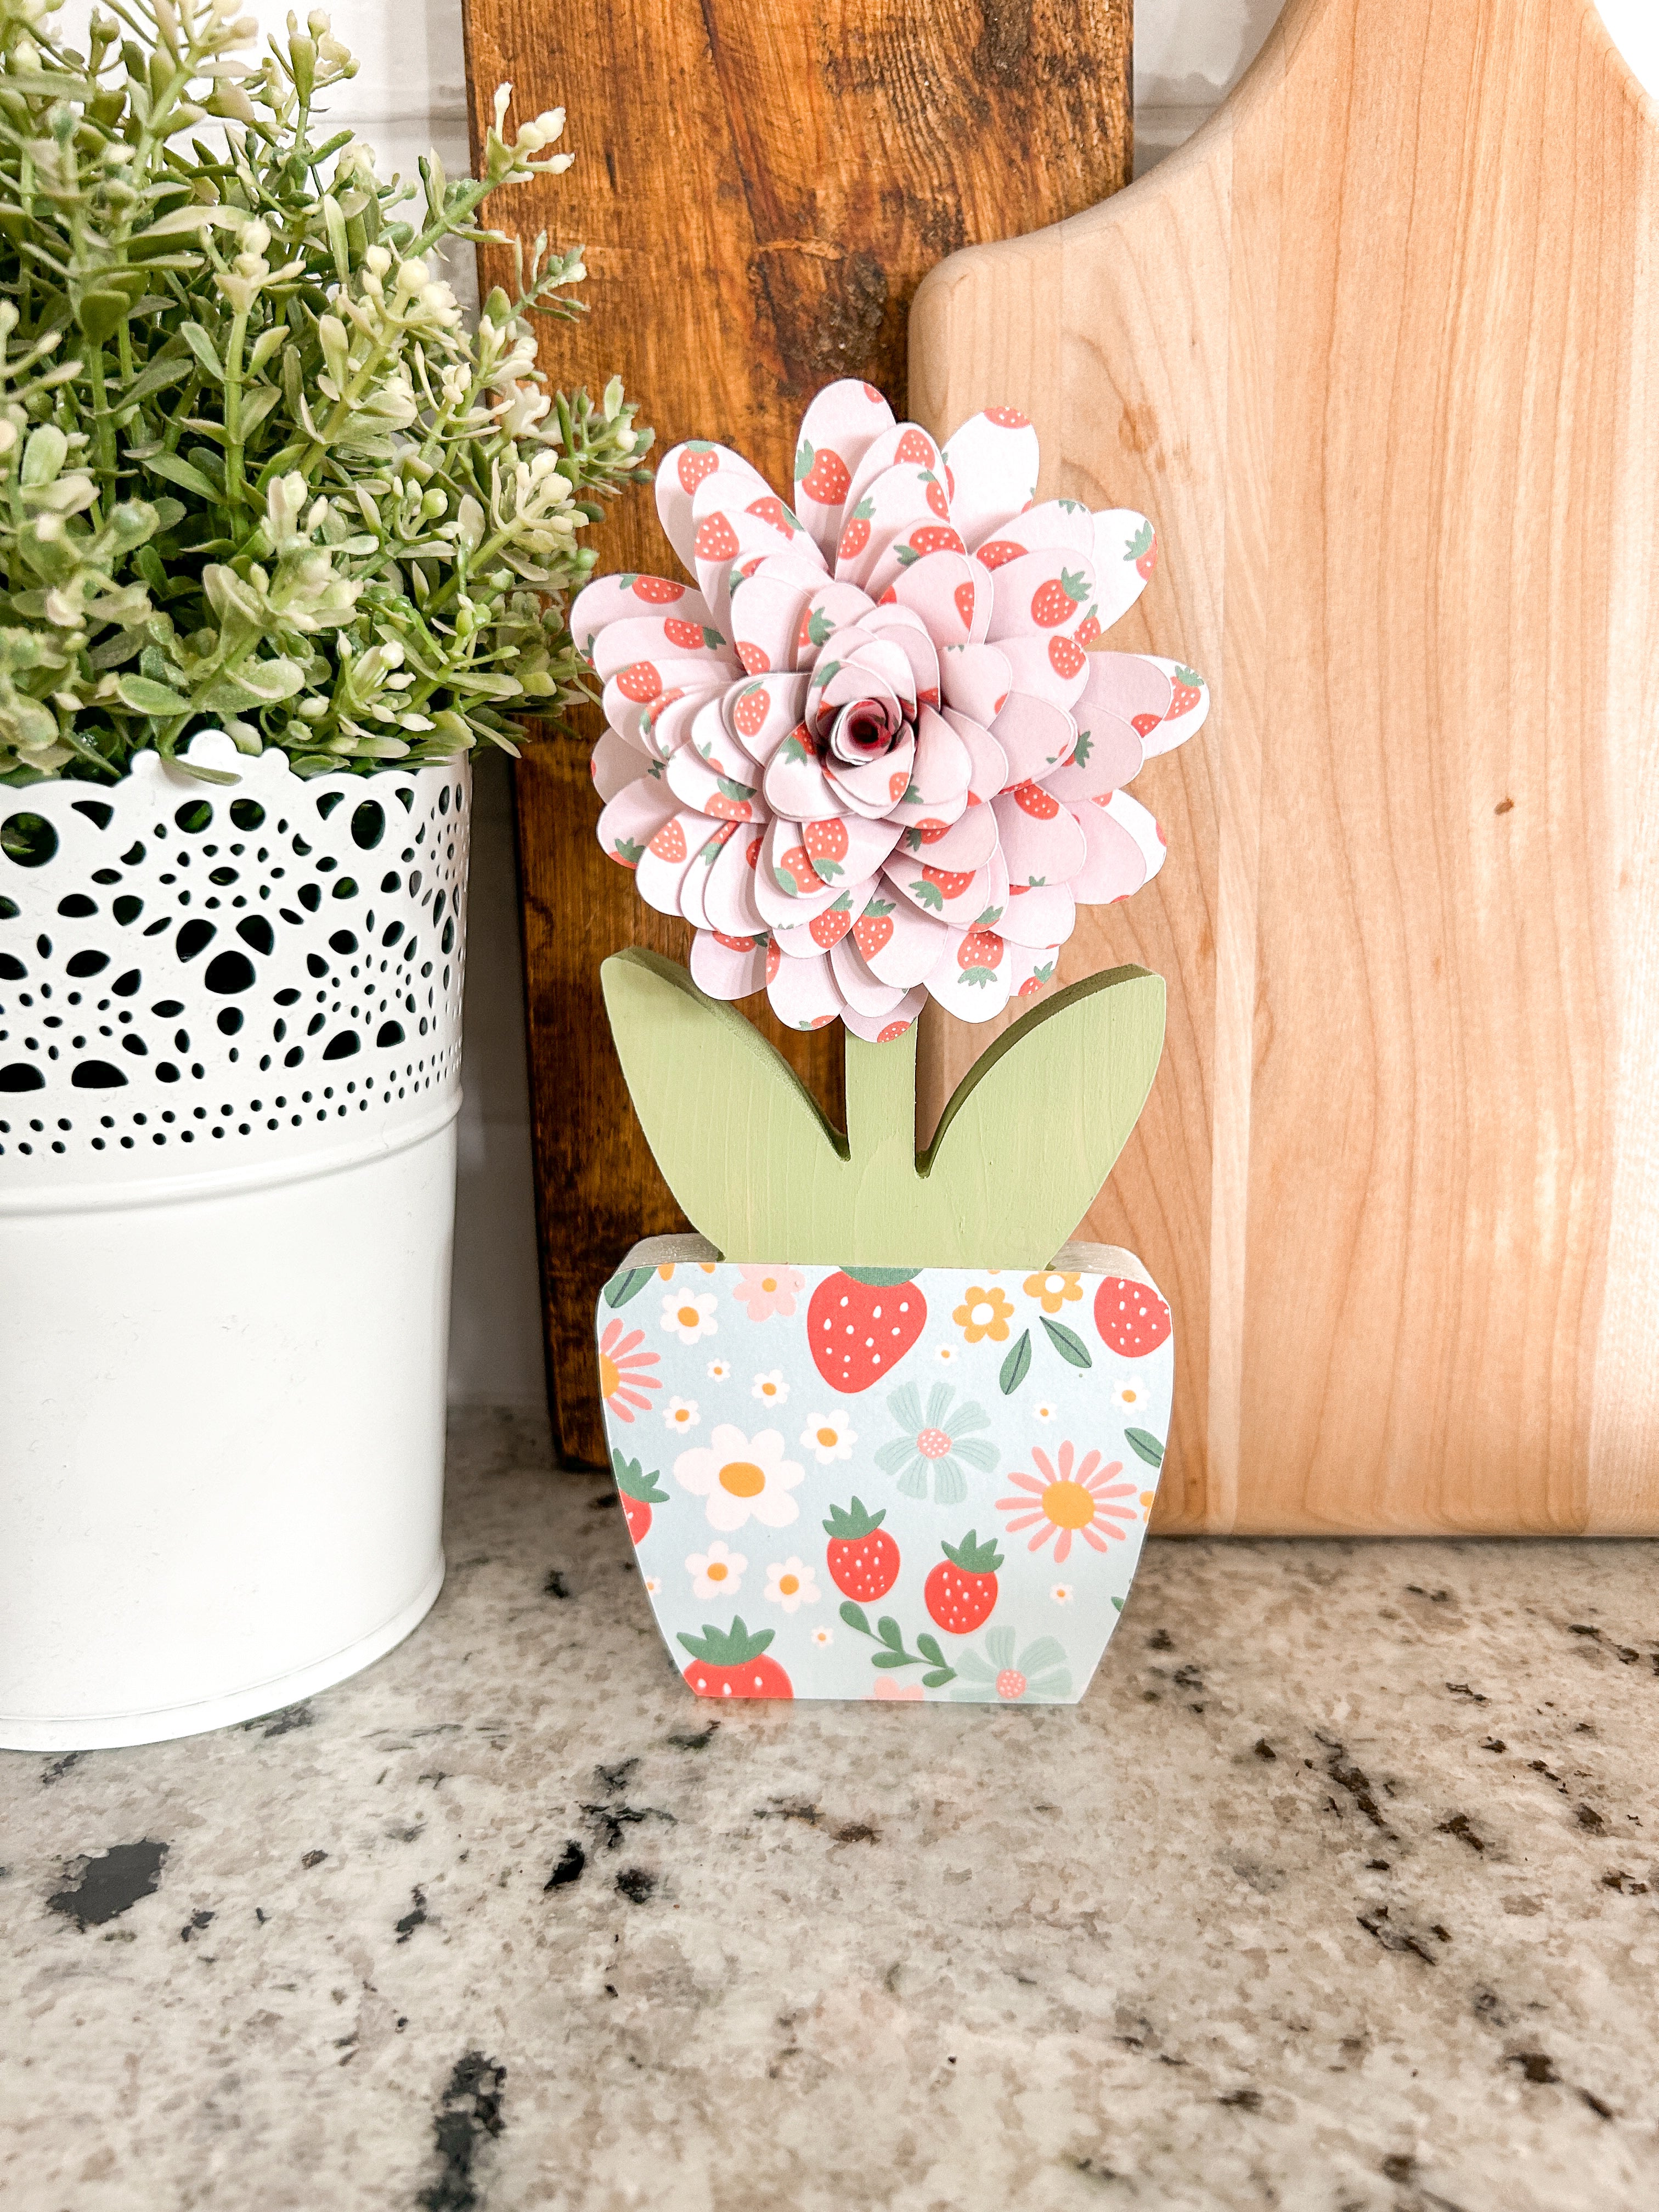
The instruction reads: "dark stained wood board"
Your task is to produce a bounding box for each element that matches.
[462,0,1134,1463]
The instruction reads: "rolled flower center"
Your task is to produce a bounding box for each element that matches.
[830,696,904,763]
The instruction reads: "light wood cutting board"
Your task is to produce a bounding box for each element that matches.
[912,0,1659,1533]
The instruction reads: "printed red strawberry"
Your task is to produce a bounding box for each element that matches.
[712,929,763,952]
[732,684,771,740]
[764,938,781,982]
[678,1617,793,1701]
[694,511,739,562]
[736,640,770,674]
[956,926,1005,986]
[1009,780,1060,819]
[798,605,835,656]
[953,579,977,629]
[922,471,950,520]
[905,524,966,558]
[746,494,799,536]
[853,896,895,958]
[640,687,684,742]
[797,441,852,506]
[823,1497,900,1602]
[919,862,974,901]
[707,778,755,821]
[774,842,820,896]
[664,616,722,650]
[803,818,849,878]
[877,1017,913,1042]
[924,1530,1003,1634]
[616,661,663,703]
[629,575,685,605]
[984,405,1030,428]
[647,819,687,864]
[888,769,910,802]
[974,538,1025,571]
[838,495,876,561]
[1127,519,1158,580]
[613,1451,669,1544]
[1169,666,1204,716]
[1048,635,1086,679]
[677,442,719,494]
[810,891,855,948]
[893,427,935,466]
[1017,957,1057,997]
[1131,712,1161,741]
[808,1269,927,1393]
[1093,1276,1173,1358]
[1076,610,1102,646]
[1030,567,1088,628]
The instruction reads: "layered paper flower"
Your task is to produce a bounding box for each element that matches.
[575,378,1210,1041]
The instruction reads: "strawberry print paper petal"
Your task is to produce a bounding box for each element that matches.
[689,927,771,1001]
[926,922,1013,1022]
[999,882,1076,946]
[823,731,917,819]
[829,932,911,1017]
[798,581,880,659]
[1138,657,1211,757]
[990,690,1076,786]
[888,793,1000,876]
[597,777,678,870]
[1070,793,1153,904]
[794,812,904,886]
[630,689,713,764]
[793,379,897,561]
[833,463,943,589]
[940,408,1041,550]
[938,642,1012,724]
[635,809,715,915]
[883,550,981,650]
[1093,508,1158,629]
[840,986,925,1043]
[892,705,972,810]
[680,820,741,929]
[843,422,943,518]
[665,747,760,821]
[1006,940,1062,1000]
[569,573,715,658]
[725,573,818,676]
[1098,789,1168,881]
[1045,706,1142,801]
[763,734,854,822]
[601,659,729,722]
[721,676,812,770]
[939,708,1009,801]
[983,549,1097,646]
[589,614,737,684]
[754,821,848,928]
[860,890,950,989]
[883,847,997,928]
[591,726,652,803]
[657,441,766,573]
[859,607,941,707]
[1079,648,1172,726]
[863,520,973,604]
[770,885,868,958]
[970,497,1095,568]
[996,633,1091,712]
[703,823,770,935]
[766,946,843,1030]
[992,782,1088,885]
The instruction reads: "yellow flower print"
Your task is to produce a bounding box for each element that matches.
[1024,1269,1082,1315]
[953,1284,1015,1345]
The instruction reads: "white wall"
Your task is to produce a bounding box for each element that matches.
[55,1,1656,1406]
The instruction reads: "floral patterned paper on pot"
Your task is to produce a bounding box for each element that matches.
[597,1242,1173,1703]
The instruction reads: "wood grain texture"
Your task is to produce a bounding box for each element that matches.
[911,0,1659,1534]
[462,0,1132,1462]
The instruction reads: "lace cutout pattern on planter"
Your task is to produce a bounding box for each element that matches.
[0,733,469,1184]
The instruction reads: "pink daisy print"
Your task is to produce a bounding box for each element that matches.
[996,1441,1139,1561]
[732,1263,806,1322]
[598,1319,661,1424]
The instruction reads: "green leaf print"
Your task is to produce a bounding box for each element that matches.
[1126,1427,1165,1469]
[1039,1316,1092,1369]
[603,1266,655,1310]
[999,1329,1032,1395]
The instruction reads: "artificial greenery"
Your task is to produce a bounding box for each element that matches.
[0,0,650,787]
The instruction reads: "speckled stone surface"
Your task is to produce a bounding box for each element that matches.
[4,1412,1659,2212]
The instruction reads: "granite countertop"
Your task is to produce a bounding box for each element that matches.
[4,1412,1658,2212]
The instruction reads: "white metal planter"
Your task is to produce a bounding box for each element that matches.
[0,732,469,1748]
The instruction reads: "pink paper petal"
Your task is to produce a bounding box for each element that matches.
[719,675,812,771]
[635,808,714,915]
[856,888,949,990]
[591,726,652,803]
[843,421,943,517]
[993,783,1088,887]
[601,660,728,727]
[940,408,1041,548]
[656,440,767,574]
[569,573,715,660]
[596,776,677,870]
[1092,507,1158,628]
[883,848,997,929]
[1137,656,1212,757]
[589,612,737,685]
[664,747,761,821]
[1070,794,1152,904]
[834,462,952,590]
[823,731,916,820]
[680,820,741,928]
[925,922,1013,1023]
[703,821,770,935]
[999,883,1075,946]
[995,632,1091,712]
[989,689,1076,786]
[763,732,852,822]
[887,794,1000,878]
[631,689,714,764]
[766,946,843,1031]
[938,642,1012,724]
[840,987,925,1044]
[881,550,981,653]
[940,708,1009,800]
[1005,940,1062,1001]
[830,932,910,1016]
[983,548,1096,646]
[727,572,818,677]
[860,605,942,707]
[690,927,771,1001]
[969,497,1095,570]
[753,818,848,928]
[793,379,896,562]
[770,885,865,958]
[1046,704,1143,802]
[1097,789,1168,881]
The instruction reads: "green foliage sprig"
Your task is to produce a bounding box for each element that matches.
[0,0,651,786]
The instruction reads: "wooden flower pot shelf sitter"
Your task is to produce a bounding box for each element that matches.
[582,377,1210,1701]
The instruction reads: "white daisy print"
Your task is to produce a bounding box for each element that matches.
[752,1368,789,1408]
[707,1358,732,1382]
[685,1539,747,1600]
[674,1423,804,1532]
[1033,1400,1059,1423]
[644,1576,663,1596]
[799,1411,856,1465]
[810,1624,833,1648]
[935,1343,958,1365]
[1110,1376,1151,1419]
[764,1557,821,1614]
[662,1289,719,1346]
[662,1396,699,1435]
[1051,1582,1075,1605]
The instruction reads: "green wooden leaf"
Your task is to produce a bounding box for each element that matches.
[999,1330,1032,1396]
[1040,1315,1093,1369]
[1126,1427,1165,1469]
[602,1265,655,1311]
[923,966,1165,1265]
